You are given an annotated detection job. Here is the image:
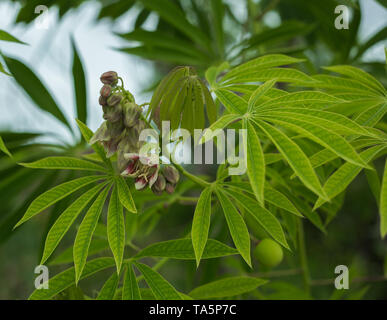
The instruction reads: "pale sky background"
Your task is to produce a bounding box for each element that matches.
[0,0,386,145]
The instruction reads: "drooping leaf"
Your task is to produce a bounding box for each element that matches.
[122,264,141,300]
[189,276,268,299]
[314,145,386,210]
[74,184,111,283]
[134,262,182,300]
[29,257,115,300]
[191,187,212,266]
[244,119,265,205]
[215,189,251,266]
[96,272,119,300]
[223,189,289,249]
[260,115,369,168]
[20,157,107,172]
[134,238,237,260]
[379,159,387,238]
[41,182,108,264]
[253,119,327,200]
[107,185,125,273]
[116,176,137,213]
[15,175,106,228]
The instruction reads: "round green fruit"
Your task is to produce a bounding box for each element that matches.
[254,239,283,268]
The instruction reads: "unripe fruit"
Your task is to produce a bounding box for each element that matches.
[254,239,283,268]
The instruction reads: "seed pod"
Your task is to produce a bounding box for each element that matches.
[99,95,107,106]
[163,166,180,184]
[122,102,141,128]
[165,182,175,194]
[100,71,118,86]
[152,174,166,193]
[100,85,112,98]
[107,94,122,107]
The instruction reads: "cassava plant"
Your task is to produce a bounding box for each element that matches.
[10,52,387,300]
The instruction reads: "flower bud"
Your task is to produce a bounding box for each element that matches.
[99,95,107,106]
[163,166,180,184]
[107,94,122,107]
[100,85,112,98]
[100,71,118,86]
[152,174,166,193]
[103,101,123,123]
[122,102,141,128]
[165,182,175,194]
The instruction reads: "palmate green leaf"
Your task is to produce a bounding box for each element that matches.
[199,114,240,144]
[0,136,11,157]
[134,238,237,260]
[253,119,328,201]
[0,29,26,44]
[314,145,386,210]
[325,98,384,116]
[116,176,137,213]
[96,272,119,300]
[71,38,87,124]
[355,102,387,128]
[223,189,289,249]
[74,184,111,283]
[222,68,315,86]
[20,157,107,172]
[259,115,369,168]
[14,175,106,228]
[248,80,276,111]
[3,56,72,132]
[323,65,386,95]
[306,75,381,96]
[191,187,212,266]
[49,238,109,266]
[29,257,115,300]
[214,89,247,114]
[221,54,304,82]
[380,159,387,238]
[215,189,251,266]
[107,185,125,273]
[244,119,265,205]
[41,182,109,265]
[257,91,344,111]
[224,182,302,217]
[259,108,375,137]
[134,262,182,300]
[189,277,268,299]
[139,0,211,51]
[76,119,112,169]
[122,264,141,300]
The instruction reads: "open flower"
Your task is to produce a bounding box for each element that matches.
[121,153,159,190]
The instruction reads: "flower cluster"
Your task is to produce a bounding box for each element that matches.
[91,71,179,194]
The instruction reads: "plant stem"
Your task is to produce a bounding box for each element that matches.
[298,218,311,294]
[173,162,211,188]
